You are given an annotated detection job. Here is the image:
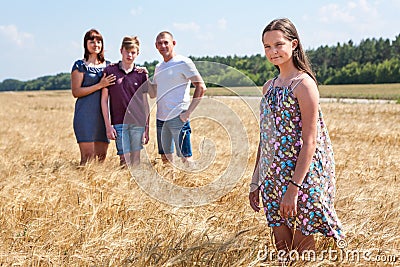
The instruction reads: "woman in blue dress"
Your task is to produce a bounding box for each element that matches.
[71,29,116,165]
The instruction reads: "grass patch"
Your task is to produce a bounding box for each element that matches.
[318,83,400,100]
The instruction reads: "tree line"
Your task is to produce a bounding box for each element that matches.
[1,35,399,91]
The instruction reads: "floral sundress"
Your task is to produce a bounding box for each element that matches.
[258,77,344,239]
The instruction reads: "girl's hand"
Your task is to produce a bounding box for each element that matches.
[249,189,261,212]
[280,185,299,219]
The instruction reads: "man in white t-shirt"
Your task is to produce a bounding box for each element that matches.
[148,31,207,164]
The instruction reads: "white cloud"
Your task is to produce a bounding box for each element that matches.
[357,0,379,17]
[316,0,384,39]
[0,24,34,47]
[130,7,143,16]
[318,3,355,23]
[304,0,390,48]
[173,22,200,32]
[217,18,227,30]
[318,0,380,24]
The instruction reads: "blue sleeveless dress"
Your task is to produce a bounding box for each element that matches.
[72,59,110,143]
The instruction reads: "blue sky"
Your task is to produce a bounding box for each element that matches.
[1,0,399,82]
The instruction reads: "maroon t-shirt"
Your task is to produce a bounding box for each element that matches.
[104,62,149,126]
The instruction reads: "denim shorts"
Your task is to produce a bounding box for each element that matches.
[156,115,192,157]
[114,124,145,155]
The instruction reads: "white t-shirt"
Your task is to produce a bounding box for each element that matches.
[153,55,200,121]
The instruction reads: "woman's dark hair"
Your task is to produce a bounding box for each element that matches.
[83,29,105,63]
[262,18,317,84]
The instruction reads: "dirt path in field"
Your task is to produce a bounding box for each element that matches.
[208,95,397,104]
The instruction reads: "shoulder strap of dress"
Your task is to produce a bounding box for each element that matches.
[289,74,308,91]
[271,76,278,87]
[291,79,304,90]
[263,77,278,95]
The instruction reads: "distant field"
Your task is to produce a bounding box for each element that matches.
[3,83,400,100]
[197,83,400,100]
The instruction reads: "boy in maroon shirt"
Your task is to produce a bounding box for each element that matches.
[101,36,150,166]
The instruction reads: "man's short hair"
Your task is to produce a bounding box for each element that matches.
[156,31,173,40]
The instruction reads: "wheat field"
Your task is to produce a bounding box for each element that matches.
[0,91,399,266]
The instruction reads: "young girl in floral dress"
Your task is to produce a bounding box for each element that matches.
[249,18,344,254]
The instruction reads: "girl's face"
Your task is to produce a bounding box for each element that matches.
[121,47,138,64]
[86,38,102,55]
[262,30,297,66]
